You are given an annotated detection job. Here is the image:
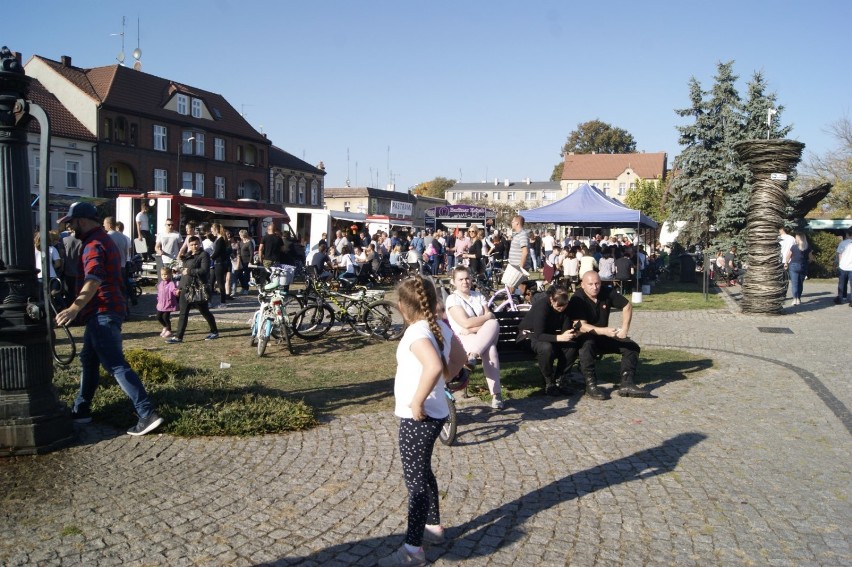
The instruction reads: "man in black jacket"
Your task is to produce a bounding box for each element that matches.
[569,271,650,399]
[517,287,580,396]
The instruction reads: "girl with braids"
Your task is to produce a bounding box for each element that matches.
[379,275,466,567]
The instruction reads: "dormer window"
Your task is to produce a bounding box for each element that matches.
[192,98,202,118]
[176,94,188,115]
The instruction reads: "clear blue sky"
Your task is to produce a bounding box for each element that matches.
[6,0,850,191]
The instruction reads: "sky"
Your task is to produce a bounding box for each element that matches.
[5,1,850,192]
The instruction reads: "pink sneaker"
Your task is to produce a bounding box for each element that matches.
[159,328,167,337]
[162,330,172,338]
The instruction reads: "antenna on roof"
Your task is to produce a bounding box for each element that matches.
[110,16,126,65]
[131,17,142,71]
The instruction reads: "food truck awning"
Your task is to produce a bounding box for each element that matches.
[184,203,288,218]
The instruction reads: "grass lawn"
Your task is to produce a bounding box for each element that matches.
[51,276,720,434]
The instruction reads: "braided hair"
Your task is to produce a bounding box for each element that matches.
[397,274,449,378]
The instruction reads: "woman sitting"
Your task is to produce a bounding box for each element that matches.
[445,266,504,409]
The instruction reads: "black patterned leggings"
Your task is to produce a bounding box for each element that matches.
[398,416,445,547]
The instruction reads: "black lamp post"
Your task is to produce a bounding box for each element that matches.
[0,46,74,455]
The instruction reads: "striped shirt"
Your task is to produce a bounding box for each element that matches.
[508,229,528,267]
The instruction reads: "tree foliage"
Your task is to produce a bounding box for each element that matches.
[550,119,638,181]
[800,116,852,217]
[625,176,666,225]
[412,176,456,199]
[666,62,792,252]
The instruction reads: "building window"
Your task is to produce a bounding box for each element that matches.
[618,182,626,196]
[154,168,167,191]
[66,160,80,188]
[507,192,516,201]
[194,133,205,156]
[471,192,488,200]
[214,138,225,161]
[154,125,167,151]
[274,179,284,203]
[289,178,296,203]
[630,182,636,190]
[311,180,319,205]
[176,94,188,115]
[107,166,119,188]
[298,179,306,204]
[34,155,40,186]
[129,124,138,146]
[215,176,225,199]
[492,192,500,200]
[343,201,350,212]
[602,183,610,195]
[451,192,463,201]
[194,173,204,195]
[543,191,554,201]
[103,118,113,141]
[181,171,192,191]
[566,183,573,190]
[191,98,202,118]
[524,191,537,200]
[182,131,195,154]
[115,117,127,143]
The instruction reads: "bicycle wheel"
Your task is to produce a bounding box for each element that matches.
[438,393,457,446]
[282,294,304,318]
[48,300,76,365]
[282,320,295,355]
[257,318,272,357]
[292,303,335,341]
[363,300,406,340]
[249,310,261,346]
[489,290,512,312]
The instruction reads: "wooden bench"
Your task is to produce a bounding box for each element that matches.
[493,310,535,363]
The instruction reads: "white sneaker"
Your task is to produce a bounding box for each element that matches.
[491,394,504,410]
[377,545,426,567]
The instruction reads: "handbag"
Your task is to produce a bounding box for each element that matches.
[185,278,210,303]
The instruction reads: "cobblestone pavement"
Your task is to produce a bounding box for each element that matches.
[1,282,850,566]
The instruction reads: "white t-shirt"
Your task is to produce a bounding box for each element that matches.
[838,238,852,271]
[779,233,795,262]
[135,211,149,233]
[156,231,184,259]
[339,253,358,275]
[542,234,555,253]
[35,246,60,280]
[394,320,451,419]
[445,291,487,336]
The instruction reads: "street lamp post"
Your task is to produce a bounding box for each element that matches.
[176,135,194,192]
[0,46,73,455]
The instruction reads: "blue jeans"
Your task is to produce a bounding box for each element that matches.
[788,262,806,300]
[838,269,851,301]
[75,313,155,419]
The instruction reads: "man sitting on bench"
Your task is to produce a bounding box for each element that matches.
[517,286,581,397]
[569,271,650,400]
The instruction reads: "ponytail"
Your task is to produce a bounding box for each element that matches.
[398,274,449,378]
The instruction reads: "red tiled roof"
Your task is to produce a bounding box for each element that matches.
[31,55,269,145]
[26,79,96,141]
[561,152,667,181]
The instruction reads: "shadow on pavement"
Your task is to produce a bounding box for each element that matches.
[273,431,707,566]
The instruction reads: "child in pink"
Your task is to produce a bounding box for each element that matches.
[156,267,179,337]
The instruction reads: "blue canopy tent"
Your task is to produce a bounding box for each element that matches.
[524,183,658,294]
[523,183,658,229]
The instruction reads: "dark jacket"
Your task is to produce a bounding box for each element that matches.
[518,295,575,343]
[180,250,211,290]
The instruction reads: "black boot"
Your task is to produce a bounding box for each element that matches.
[616,371,650,398]
[543,374,560,396]
[583,371,606,400]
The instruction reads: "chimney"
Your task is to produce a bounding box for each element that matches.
[61,55,72,67]
[525,177,531,185]
[504,178,510,187]
[494,178,498,186]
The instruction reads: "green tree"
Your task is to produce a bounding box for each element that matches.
[412,176,456,199]
[625,176,666,225]
[550,119,637,181]
[801,116,852,217]
[715,71,791,251]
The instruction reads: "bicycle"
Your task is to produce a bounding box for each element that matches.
[438,367,470,446]
[292,269,406,341]
[45,277,76,365]
[249,287,297,356]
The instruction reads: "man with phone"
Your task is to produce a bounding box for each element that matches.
[569,271,650,399]
[517,286,582,396]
